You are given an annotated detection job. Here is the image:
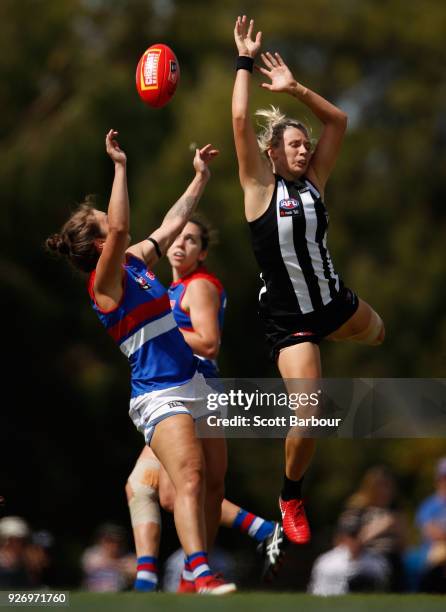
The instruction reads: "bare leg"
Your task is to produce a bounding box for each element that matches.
[327,299,385,345]
[220,500,242,527]
[126,445,162,590]
[126,446,161,558]
[278,342,321,480]
[200,437,227,550]
[150,414,206,555]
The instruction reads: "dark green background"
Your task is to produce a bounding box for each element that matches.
[1,0,445,587]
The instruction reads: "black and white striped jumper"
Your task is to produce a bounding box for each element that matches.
[249,174,341,321]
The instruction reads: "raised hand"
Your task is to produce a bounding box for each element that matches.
[193,144,219,178]
[234,15,262,58]
[257,52,298,94]
[105,129,127,165]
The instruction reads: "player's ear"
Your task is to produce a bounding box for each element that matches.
[198,250,208,263]
[94,238,105,253]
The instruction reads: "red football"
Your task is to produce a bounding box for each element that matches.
[136,44,180,108]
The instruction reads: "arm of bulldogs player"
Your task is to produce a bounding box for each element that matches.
[127,144,219,269]
[93,129,130,309]
[180,279,221,360]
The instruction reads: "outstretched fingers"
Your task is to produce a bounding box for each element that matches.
[106,129,119,152]
[247,18,254,40]
[198,144,219,163]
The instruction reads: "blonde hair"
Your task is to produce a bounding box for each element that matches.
[255,106,313,157]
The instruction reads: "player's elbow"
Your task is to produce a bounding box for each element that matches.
[232,113,249,130]
[335,111,348,131]
[108,224,129,237]
[200,342,219,360]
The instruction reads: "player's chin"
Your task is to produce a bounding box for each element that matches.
[294,161,309,174]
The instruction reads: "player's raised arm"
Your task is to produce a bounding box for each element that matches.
[127,144,218,269]
[257,51,347,194]
[232,15,274,206]
[93,130,130,305]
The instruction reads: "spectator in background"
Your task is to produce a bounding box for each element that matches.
[81,523,135,592]
[0,516,32,588]
[414,457,446,592]
[343,465,406,590]
[26,530,55,588]
[308,511,389,595]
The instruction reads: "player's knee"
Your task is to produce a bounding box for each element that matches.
[368,315,385,346]
[159,485,175,513]
[127,459,161,527]
[357,312,385,346]
[125,480,133,502]
[375,321,385,345]
[178,463,204,498]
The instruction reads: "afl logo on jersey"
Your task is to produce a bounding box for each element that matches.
[279,198,302,217]
[146,271,155,281]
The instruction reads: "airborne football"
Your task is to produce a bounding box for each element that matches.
[136,43,180,108]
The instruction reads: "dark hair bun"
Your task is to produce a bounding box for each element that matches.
[46,234,70,255]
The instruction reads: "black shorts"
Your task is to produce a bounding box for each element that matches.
[260,286,359,361]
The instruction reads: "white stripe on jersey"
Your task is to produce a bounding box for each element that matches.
[323,235,340,293]
[306,179,340,294]
[276,179,339,314]
[276,180,314,314]
[300,184,333,307]
[120,312,177,358]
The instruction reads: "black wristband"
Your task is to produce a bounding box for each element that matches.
[236,56,254,73]
[146,236,162,259]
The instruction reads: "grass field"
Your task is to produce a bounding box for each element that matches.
[66,592,446,611]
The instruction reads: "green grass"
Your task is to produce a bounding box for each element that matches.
[65,592,446,612]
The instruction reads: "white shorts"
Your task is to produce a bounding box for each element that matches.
[129,372,213,445]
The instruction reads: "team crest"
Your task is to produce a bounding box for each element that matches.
[279,198,302,217]
[136,276,151,290]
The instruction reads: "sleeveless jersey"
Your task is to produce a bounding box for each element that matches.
[249,175,341,316]
[168,266,226,378]
[88,254,197,398]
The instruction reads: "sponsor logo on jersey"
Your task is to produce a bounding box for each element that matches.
[136,276,151,290]
[279,198,302,217]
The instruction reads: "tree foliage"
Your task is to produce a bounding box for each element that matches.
[1,0,445,584]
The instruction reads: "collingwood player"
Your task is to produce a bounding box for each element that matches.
[232,15,384,544]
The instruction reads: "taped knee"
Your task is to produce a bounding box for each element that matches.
[127,459,161,526]
[360,311,385,346]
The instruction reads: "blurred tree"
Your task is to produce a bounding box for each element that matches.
[1,0,445,586]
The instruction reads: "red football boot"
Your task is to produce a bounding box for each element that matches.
[195,573,237,595]
[279,497,311,544]
[177,576,196,593]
